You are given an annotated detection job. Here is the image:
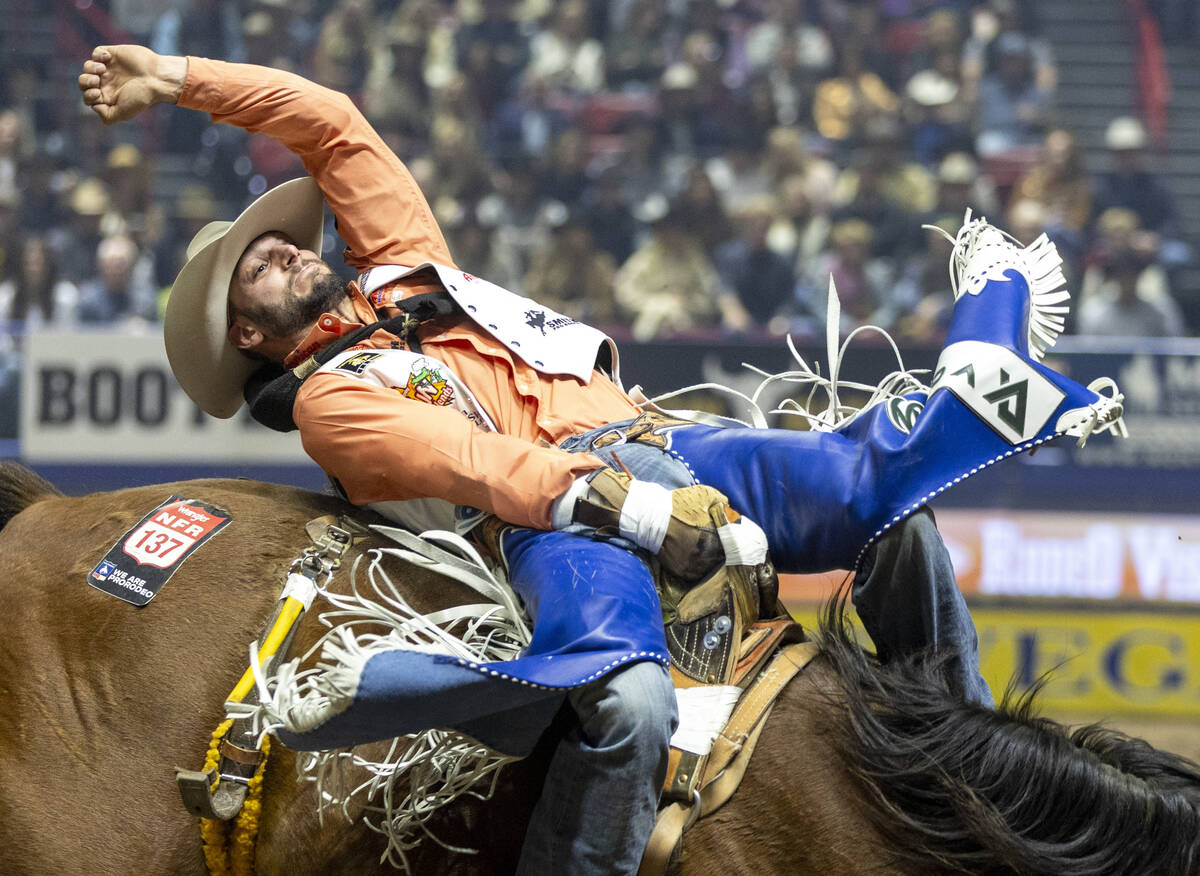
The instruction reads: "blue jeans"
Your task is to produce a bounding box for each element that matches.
[516,660,676,875]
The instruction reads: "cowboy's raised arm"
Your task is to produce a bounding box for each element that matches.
[77,45,451,269]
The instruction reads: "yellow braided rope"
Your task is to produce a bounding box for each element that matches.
[197,719,271,876]
[230,734,271,876]
[200,720,235,876]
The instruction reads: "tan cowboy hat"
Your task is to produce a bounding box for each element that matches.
[164,176,325,418]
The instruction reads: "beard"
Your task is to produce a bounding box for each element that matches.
[246,267,349,339]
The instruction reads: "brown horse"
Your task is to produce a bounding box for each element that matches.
[1,463,1197,875]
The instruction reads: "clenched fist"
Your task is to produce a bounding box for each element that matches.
[77,45,187,125]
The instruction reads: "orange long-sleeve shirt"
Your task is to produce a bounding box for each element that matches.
[179,58,637,528]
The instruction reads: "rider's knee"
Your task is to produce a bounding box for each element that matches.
[570,659,677,754]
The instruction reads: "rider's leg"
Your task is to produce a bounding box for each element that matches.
[854,507,993,705]
[501,528,676,875]
[516,660,676,876]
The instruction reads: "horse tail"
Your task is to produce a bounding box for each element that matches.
[0,462,62,530]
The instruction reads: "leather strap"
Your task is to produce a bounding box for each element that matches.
[638,641,820,876]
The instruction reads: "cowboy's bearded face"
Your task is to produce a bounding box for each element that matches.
[228,231,348,355]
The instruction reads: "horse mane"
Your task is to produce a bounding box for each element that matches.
[0,462,61,530]
[812,589,1200,875]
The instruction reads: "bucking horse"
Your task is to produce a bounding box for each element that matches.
[1,462,1198,875]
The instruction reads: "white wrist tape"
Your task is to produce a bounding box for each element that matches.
[551,475,592,530]
[717,516,768,567]
[618,479,672,553]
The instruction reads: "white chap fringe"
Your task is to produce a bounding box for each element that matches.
[225,527,532,873]
[930,208,1070,360]
[641,278,933,435]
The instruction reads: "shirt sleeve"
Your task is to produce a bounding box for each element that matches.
[178,56,453,270]
[294,371,604,529]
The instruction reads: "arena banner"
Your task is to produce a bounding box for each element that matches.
[20,330,309,463]
[785,602,1200,717]
[780,508,1200,605]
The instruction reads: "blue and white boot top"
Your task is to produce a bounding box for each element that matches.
[930,211,1127,448]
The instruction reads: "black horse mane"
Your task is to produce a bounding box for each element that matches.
[0,461,61,530]
[812,589,1200,875]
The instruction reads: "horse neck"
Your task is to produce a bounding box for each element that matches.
[679,660,911,875]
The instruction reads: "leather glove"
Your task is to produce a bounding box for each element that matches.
[567,468,729,582]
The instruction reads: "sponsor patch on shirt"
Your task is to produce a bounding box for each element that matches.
[89,496,232,606]
[396,357,456,406]
[337,351,383,374]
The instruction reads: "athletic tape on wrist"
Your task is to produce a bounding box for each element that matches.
[618,479,672,553]
[551,475,592,530]
[717,517,768,567]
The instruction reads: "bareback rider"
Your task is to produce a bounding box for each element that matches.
[79,45,1124,875]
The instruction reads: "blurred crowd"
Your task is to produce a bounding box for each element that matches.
[0,0,1194,345]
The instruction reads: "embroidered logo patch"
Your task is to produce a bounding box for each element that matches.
[397,357,456,406]
[337,351,383,374]
[932,341,1065,444]
[88,496,232,606]
[886,397,925,435]
[523,308,576,335]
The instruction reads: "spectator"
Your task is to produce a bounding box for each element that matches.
[441,201,523,294]
[673,164,734,254]
[76,234,159,325]
[962,0,1057,101]
[487,71,570,166]
[812,39,901,146]
[744,0,833,79]
[1077,250,1183,337]
[831,152,920,260]
[153,183,219,290]
[615,196,738,340]
[538,128,591,205]
[1077,207,1184,336]
[150,0,243,61]
[1010,128,1092,234]
[680,31,741,143]
[526,0,606,94]
[17,144,66,234]
[715,195,798,331]
[903,61,973,168]
[428,114,493,207]
[104,144,154,235]
[54,178,115,285]
[0,190,19,280]
[312,0,374,94]
[974,31,1054,157]
[705,128,771,214]
[581,166,637,266]
[363,24,432,132]
[762,125,811,190]
[1092,116,1191,274]
[456,0,531,117]
[524,209,619,325]
[611,112,669,207]
[0,235,78,327]
[655,64,711,170]
[768,164,835,278]
[835,115,937,215]
[606,0,670,90]
[0,109,31,206]
[927,152,999,226]
[806,218,897,331]
[477,158,564,291]
[893,216,959,344]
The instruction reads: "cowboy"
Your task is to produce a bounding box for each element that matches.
[79,45,1124,875]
